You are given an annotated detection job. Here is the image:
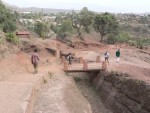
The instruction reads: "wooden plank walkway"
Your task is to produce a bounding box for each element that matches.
[62,56,107,72]
[64,62,107,72]
[64,63,103,72]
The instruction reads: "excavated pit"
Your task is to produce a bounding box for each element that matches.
[68,71,150,113]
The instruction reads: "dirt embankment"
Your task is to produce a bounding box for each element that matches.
[91,71,150,113]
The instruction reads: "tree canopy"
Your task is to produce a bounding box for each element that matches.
[34,22,48,38]
[72,7,94,39]
[0,1,17,33]
[94,12,119,42]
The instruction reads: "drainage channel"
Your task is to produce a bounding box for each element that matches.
[68,72,113,113]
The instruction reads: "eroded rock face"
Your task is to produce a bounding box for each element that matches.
[90,71,150,113]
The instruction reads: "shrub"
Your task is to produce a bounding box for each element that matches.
[5,33,20,45]
[128,40,136,46]
[3,20,16,33]
[115,32,131,43]
[50,20,73,39]
[107,33,117,44]
[136,38,144,49]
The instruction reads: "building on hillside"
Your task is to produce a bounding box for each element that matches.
[16,31,30,38]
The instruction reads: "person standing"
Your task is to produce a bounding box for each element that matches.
[67,53,72,65]
[104,51,109,64]
[31,49,40,74]
[116,49,120,63]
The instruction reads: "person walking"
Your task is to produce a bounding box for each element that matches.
[116,49,120,63]
[104,51,109,64]
[31,49,40,74]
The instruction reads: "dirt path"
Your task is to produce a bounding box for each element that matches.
[33,71,93,113]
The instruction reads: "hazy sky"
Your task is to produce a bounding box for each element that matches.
[4,0,150,13]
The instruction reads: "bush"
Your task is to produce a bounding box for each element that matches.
[107,33,117,44]
[115,32,131,43]
[3,20,16,33]
[106,32,131,44]
[50,20,73,39]
[5,33,20,45]
[135,38,147,49]
[128,40,136,46]
[34,22,48,38]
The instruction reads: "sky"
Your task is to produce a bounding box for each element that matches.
[4,0,150,13]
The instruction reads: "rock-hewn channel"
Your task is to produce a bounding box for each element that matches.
[90,71,150,113]
[69,72,112,113]
[69,71,150,113]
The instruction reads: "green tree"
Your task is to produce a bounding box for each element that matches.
[72,12,82,39]
[94,12,119,42]
[60,20,73,34]
[3,20,16,32]
[71,7,94,39]
[0,1,17,32]
[79,7,94,33]
[14,11,20,19]
[34,22,48,38]
[51,20,73,38]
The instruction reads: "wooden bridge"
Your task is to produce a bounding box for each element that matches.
[62,56,107,72]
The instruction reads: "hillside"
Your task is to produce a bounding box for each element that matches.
[0,33,150,113]
[19,7,79,14]
[0,1,150,113]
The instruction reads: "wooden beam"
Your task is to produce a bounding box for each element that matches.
[55,50,60,58]
[64,60,68,70]
[96,56,101,63]
[83,61,88,70]
[79,57,84,64]
[64,69,101,72]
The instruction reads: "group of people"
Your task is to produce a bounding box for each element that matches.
[104,49,121,64]
[31,48,121,74]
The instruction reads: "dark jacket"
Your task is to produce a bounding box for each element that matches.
[116,51,120,57]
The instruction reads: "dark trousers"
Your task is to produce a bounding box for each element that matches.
[69,58,72,65]
[105,57,109,63]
